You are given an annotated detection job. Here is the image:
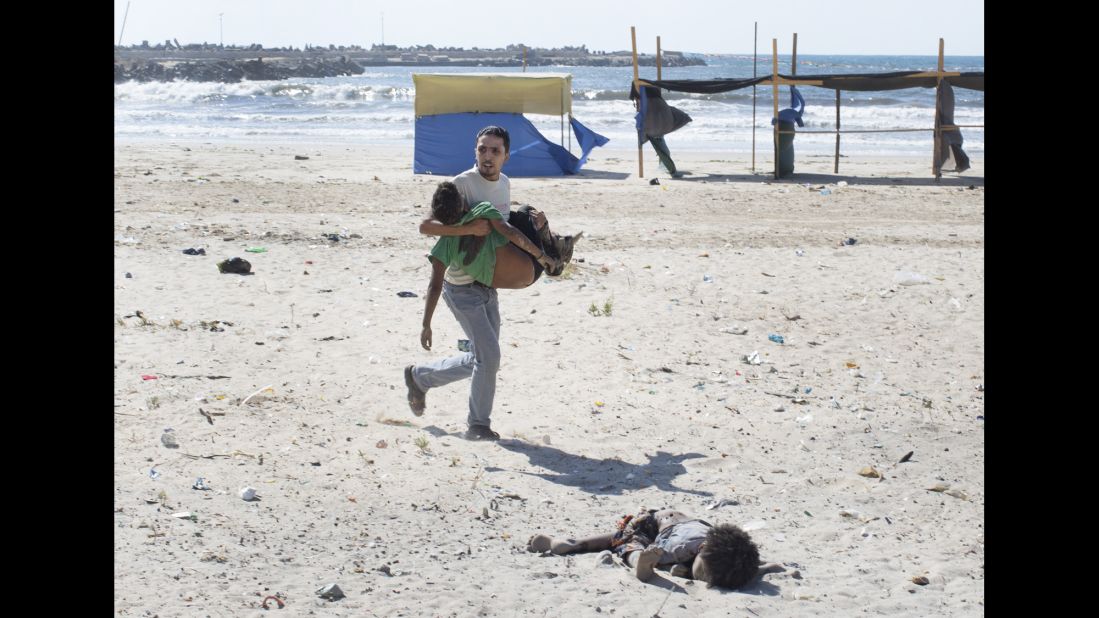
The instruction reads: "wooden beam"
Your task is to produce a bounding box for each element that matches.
[792,33,798,76]
[932,38,944,177]
[656,36,662,81]
[834,89,841,173]
[752,21,757,173]
[631,26,644,178]
[772,38,779,179]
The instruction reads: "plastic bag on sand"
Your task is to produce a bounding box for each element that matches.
[893,271,930,286]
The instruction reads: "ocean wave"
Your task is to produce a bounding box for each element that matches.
[115,57,982,156]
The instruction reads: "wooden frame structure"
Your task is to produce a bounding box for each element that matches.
[629,27,984,179]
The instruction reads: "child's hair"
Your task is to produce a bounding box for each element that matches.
[431,181,465,224]
[698,524,760,589]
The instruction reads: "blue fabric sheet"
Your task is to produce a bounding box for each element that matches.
[772,86,806,127]
[414,112,608,177]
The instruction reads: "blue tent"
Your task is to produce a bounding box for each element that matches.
[412,73,608,177]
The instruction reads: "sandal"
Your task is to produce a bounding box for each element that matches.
[404,365,425,416]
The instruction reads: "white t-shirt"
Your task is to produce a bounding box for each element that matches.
[444,167,512,284]
[453,166,511,218]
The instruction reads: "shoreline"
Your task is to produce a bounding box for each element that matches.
[112,137,983,181]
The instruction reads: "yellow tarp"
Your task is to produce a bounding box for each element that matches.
[413,73,572,117]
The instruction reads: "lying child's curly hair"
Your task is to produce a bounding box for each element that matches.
[698,524,760,589]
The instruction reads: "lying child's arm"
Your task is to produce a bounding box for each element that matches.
[420,257,446,350]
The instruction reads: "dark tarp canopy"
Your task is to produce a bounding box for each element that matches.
[641,71,984,93]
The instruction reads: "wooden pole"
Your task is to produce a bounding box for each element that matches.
[791,33,797,75]
[752,21,757,173]
[834,89,841,173]
[118,1,131,46]
[656,36,662,81]
[631,26,644,178]
[932,38,944,177]
[772,39,779,179]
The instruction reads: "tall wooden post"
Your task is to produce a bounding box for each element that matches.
[933,38,944,177]
[791,33,798,75]
[631,26,644,178]
[656,36,662,81]
[772,39,779,179]
[752,21,757,172]
[834,90,841,173]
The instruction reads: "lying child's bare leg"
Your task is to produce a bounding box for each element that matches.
[527,532,616,555]
[491,244,536,289]
[625,546,663,581]
[757,562,786,576]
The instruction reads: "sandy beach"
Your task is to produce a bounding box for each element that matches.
[113,139,984,617]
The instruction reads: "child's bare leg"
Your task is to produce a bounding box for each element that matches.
[626,546,663,581]
[757,562,786,576]
[669,562,692,578]
[528,532,615,555]
[491,244,536,289]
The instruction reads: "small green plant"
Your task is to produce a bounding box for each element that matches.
[146,396,161,410]
[414,435,430,452]
[588,297,614,317]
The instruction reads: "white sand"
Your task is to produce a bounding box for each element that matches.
[114,140,984,616]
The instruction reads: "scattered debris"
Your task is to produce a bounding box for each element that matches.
[315,583,345,601]
[704,498,740,510]
[858,466,883,479]
[240,384,274,406]
[894,271,930,286]
[217,257,252,275]
[927,483,969,501]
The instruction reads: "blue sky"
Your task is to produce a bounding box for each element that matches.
[114,0,984,56]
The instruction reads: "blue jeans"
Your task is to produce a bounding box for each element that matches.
[411,282,500,429]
